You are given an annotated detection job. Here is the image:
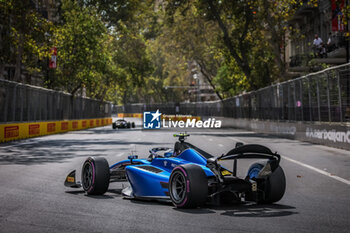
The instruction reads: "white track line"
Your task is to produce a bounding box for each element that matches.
[282,156,350,186]
[227,137,350,186]
[226,137,350,185]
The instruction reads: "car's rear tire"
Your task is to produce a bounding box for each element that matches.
[169,164,208,208]
[82,157,110,195]
[131,122,135,128]
[127,122,131,128]
[247,162,286,203]
[112,123,117,129]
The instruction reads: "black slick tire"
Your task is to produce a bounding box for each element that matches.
[169,164,208,208]
[81,157,110,195]
[248,162,286,203]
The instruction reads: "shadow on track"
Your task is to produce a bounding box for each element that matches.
[65,187,297,218]
[175,203,297,217]
[0,137,168,165]
[65,188,124,199]
[80,128,144,134]
[125,198,297,218]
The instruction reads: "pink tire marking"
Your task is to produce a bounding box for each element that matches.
[174,166,187,177]
[172,166,189,207]
[177,197,188,207]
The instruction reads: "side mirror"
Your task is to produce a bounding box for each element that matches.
[206,158,219,170]
[206,158,223,182]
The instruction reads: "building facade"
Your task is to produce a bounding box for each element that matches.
[285,0,348,73]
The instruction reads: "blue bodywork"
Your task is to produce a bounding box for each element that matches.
[64,135,284,206]
[109,148,215,199]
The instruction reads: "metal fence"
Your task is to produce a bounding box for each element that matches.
[116,63,350,123]
[0,79,112,123]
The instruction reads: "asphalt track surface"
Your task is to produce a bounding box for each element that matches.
[0,117,349,233]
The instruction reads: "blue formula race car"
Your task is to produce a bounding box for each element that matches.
[64,133,286,208]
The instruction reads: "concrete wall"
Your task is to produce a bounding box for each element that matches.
[213,117,350,150]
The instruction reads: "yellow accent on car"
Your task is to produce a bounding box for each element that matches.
[221,170,232,176]
[67,177,75,183]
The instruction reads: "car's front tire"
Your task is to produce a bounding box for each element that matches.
[82,157,110,195]
[112,123,117,129]
[169,164,208,208]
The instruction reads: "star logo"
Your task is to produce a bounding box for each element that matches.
[150,109,161,122]
[143,110,161,129]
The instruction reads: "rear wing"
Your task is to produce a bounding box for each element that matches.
[216,144,281,177]
[218,144,280,162]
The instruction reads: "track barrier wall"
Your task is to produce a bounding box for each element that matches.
[116,64,350,150]
[212,117,350,150]
[117,113,201,121]
[0,118,112,143]
[117,113,143,118]
[115,63,350,123]
[0,79,112,123]
[1,78,113,143]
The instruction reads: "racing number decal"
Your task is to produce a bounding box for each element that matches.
[252,182,257,192]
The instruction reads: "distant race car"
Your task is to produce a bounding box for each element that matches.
[65,133,286,208]
[112,119,135,129]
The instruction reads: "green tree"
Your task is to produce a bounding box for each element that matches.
[0,0,53,81]
[161,4,224,99]
[146,37,191,103]
[80,0,157,104]
[53,0,102,94]
[165,0,319,95]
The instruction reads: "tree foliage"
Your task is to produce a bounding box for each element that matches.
[1,0,325,103]
[53,0,110,96]
[0,0,53,81]
[164,0,320,96]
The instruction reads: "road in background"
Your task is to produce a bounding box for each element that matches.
[0,117,349,233]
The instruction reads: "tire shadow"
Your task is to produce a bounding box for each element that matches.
[174,203,297,217]
[65,188,297,217]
